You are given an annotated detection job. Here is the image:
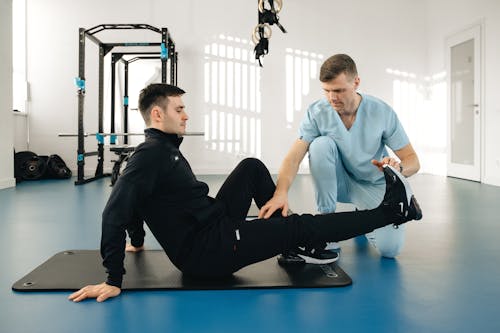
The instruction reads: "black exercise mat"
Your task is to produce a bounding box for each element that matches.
[12,250,352,291]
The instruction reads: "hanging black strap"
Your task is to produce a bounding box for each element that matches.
[254,27,269,67]
[254,0,286,66]
[259,0,287,33]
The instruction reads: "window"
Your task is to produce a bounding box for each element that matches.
[12,0,27,113]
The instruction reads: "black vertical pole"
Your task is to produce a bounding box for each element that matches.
[124,61,129,145]
[170,43,176,85]
[174,51,178,85]
[76,28,86,184]
[161,28,167,83]
[96,44,105,177]
[110,53,117,140]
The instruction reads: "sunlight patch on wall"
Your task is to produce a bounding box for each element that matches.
[386,68,447,175]
[204,35,262,158]
[285,49,323,128]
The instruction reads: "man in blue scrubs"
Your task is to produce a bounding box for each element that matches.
[259,54,420,258]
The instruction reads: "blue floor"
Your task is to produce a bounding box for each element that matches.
[1,174,499,333]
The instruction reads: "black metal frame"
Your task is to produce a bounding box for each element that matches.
[111,53,170,145]
[75,24,177,185]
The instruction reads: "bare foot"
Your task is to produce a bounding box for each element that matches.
[125,243,145,252]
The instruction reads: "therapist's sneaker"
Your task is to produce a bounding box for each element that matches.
[324,242,341,252]
[381,164,423,226]
[278,247,339,265]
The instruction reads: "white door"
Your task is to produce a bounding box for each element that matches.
[446,25,481,181]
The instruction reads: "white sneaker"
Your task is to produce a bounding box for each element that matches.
[325,242,341,251]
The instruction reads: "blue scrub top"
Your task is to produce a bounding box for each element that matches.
[299,94,409,184]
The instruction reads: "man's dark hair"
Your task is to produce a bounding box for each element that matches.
[319,54,358,82]
[138,83,186,125]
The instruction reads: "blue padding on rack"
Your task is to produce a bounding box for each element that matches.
[124,97,129,106]
[161,43,168,60]
[77,154,84,162]
[110,135,117,145]
[95,134,104,144]
[74,77,85,90]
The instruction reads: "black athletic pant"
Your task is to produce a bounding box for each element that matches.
[181,158,393,277]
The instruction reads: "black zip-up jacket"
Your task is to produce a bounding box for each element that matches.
[101,128,225,287]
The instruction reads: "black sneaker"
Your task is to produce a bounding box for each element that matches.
[278,247,339,265]
[277,251,306,265]
[382,164,423,226]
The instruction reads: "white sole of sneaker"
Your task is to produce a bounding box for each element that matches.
[296,254,339,265]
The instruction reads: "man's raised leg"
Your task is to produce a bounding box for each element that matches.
[230,166,423,271]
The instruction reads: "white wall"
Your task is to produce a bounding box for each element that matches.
[13,113,28,152]
[24,0,428,177]
[425,0,500,186]
[0,0,15,190]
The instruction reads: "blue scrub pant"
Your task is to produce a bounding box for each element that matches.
[308,136,405,258]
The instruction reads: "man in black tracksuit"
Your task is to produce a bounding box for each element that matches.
[69,84,422,302]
